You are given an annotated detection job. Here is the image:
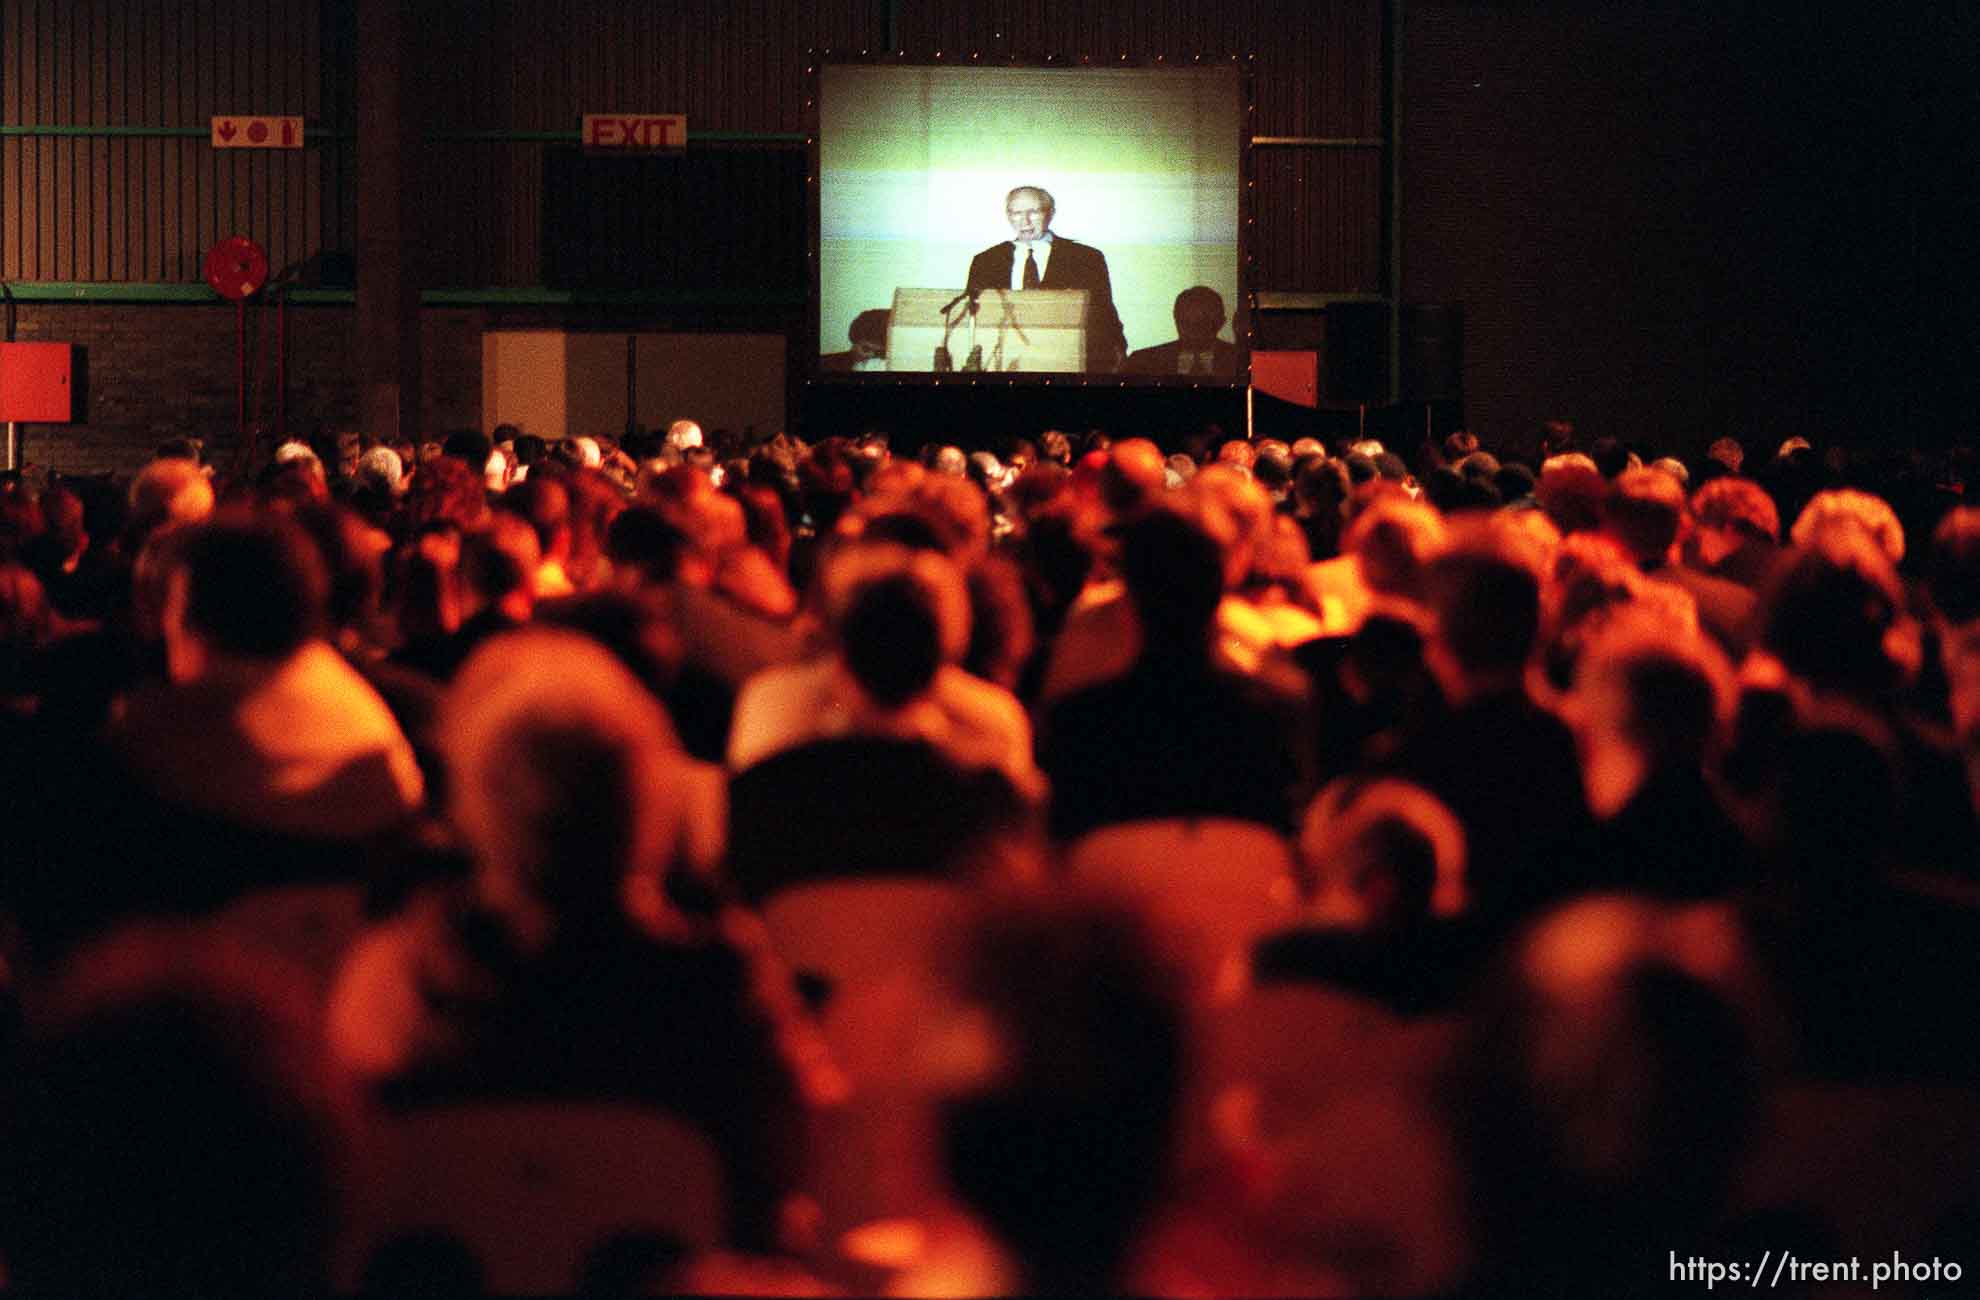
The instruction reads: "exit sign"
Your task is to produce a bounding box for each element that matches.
[581,114,687,152]
[211,116,304,149]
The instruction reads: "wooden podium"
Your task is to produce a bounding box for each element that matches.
[886,288,1091,373]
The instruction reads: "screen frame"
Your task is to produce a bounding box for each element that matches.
[803,53,1258,389]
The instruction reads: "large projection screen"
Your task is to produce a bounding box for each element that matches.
[816,63,1246,381]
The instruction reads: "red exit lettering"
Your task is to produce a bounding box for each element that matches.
[582,114,686,151]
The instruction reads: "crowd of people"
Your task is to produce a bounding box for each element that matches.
[1,413,1977,1294]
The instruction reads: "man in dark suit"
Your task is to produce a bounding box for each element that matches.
[1125,286,1241,377]
[965,185,1128,370]
[820,307,890,372]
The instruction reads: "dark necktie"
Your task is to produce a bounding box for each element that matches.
[1022,247,1040,290]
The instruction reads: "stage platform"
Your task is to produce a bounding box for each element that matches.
[794,381,1453,454]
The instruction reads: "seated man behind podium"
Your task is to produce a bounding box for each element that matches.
[821,308,890,372]
[965,185,1128,370]
[1125,286,1240,378]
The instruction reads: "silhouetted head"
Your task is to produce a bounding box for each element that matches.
[164,509,328,673]
[1172,286,1227,346]
[2,927,356,1297]
[1120,508,1226,658]
[942,894,1185,1294]
[1454,899,1761,1291]
[820,543,971,709]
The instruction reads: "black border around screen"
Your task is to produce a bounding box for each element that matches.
[805,55,1255,389]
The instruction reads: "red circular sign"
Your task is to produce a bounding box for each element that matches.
[204,236,270,301]
[246,120,269,144]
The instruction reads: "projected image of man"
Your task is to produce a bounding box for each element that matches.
[965,186,1129,370]
[1125,286,1240,377]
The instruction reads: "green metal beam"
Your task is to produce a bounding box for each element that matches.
[417,286,803,305]
[2,282,805,307]
[425,129,803,144]
[2,282,217,302]
[0,123,801,145]
[1255,291,1389,311]
[0,124,210,138]
[12,283,1359,310]
[1251,136,1384,148]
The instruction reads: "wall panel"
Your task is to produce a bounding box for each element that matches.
[890,0,1379,137]
[1255,146,1383,294]
[4,0,1384,295]
[416,0,887,136]
[1402,2,1980,452]
[2,0,338,282]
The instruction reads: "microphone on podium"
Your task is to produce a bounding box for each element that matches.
[934,288,982,369]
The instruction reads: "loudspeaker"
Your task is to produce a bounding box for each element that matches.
[1401,304,1463,402]
[1324,302,1388,404]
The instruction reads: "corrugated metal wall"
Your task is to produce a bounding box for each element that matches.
[416,0,886,133]
[1,0,339,282]
[1256,149,1383,294]
[3,0,1383,292]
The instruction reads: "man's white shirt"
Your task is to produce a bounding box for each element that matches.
[1009,233,1054,290]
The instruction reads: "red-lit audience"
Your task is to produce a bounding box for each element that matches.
[2,420,1979,1295]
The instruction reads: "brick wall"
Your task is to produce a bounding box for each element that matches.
[6,303,486,480]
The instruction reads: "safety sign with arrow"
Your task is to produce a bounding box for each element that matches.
[211,116,305,149]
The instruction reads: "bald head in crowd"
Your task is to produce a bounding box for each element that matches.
[128,457,215,543]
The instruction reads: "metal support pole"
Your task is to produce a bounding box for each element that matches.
[277,295,288,442]
[626,333,637,437]
[5,284,19,471]
[237,300,248,443]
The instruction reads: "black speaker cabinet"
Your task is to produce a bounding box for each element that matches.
[1324,302,1389,404]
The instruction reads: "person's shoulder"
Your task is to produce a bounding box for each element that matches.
[935,663,1025,716]
[291,639,407,712]
[727,656,835,766]
[1209,656,1306,715]
[966,242,1012,290]
[1665,561,1753,605]
[325,888,464,1082]
[737,655,833,703]
[1047,664,1164,728]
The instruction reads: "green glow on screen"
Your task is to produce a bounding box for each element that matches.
[819,65,1243,372]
